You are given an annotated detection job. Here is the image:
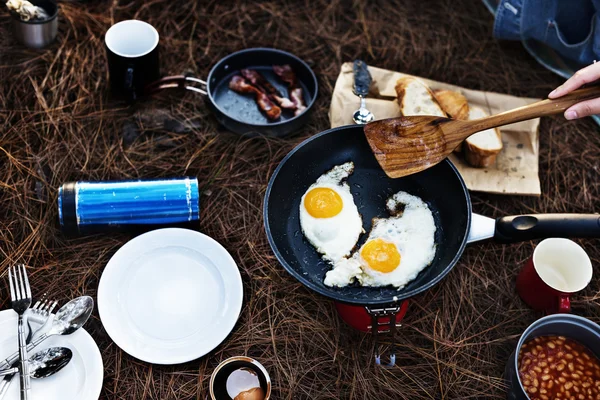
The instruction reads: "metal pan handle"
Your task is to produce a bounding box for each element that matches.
[366,300,409,368]
[145,75,207,96]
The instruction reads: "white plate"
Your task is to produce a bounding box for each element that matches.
[0,310,103,400]
[98,228,243,365]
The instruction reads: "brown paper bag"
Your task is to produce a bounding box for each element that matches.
[329,62,541,196]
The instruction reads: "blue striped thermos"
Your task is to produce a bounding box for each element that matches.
[58,177,200,235]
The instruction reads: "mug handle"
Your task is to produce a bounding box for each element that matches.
[557,295,571,313]
[125,66,135,101]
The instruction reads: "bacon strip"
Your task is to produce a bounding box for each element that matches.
[274,95,295,109]
[241,69,296,110]
[290,88,306,116]
[272,64,296,86]
[228,75,281,120]
[273,64,307,116]
[241,69,279,95]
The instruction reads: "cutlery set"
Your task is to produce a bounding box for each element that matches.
[2,265,93,399]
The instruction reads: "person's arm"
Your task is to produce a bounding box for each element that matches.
[549,62,600,120]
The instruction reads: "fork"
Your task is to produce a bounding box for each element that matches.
[0,295,59,398]
[26,295,58,344]
[8,264,32,400]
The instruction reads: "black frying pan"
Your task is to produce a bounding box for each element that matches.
[147,48,318,137]
[264,125,600,307]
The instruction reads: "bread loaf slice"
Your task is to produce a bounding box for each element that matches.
[434,90,469,152]
[395,77,447,117]
[433,90,469,120]
[463,106,503,168]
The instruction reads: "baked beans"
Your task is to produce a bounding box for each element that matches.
[518,336,600,400]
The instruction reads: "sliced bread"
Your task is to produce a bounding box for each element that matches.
[395,77,447,117]
[434,89,469,152]
[433,90,469,120]
[463,106,503,168]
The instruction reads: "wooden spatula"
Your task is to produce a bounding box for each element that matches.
[364,85,600,178]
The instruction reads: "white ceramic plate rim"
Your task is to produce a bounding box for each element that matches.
[98,228,243,364]
[0,310,103,400]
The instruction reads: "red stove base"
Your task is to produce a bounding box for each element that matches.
[334,300,409,332]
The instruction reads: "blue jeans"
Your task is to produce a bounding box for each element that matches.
[494,0,599,65]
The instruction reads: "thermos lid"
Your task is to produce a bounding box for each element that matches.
[58,182,79,236]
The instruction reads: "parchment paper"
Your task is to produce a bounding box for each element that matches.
[329,62,542,196]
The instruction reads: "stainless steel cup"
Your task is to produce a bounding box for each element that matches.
[11,0,58,49]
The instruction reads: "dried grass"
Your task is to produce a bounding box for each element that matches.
[1,0,599,399]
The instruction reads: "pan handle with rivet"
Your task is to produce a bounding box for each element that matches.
[145,75,207,96]
[467,213,600,244]
[494,214,600,243]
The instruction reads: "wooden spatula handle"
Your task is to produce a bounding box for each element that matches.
[464,85,600,136]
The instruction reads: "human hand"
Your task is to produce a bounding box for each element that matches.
[549,62,600,120]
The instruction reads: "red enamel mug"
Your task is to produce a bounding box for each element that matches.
[516,238,592,314]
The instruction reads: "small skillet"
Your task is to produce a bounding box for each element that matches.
[147,48,318,137]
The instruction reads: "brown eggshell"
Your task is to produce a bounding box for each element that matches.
[234,386,265,400]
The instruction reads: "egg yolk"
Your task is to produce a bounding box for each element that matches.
[304,187,343,218]
[360,238,401,273]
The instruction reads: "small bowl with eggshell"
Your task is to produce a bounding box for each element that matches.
[505,313,600,400]
[210,356,271,400]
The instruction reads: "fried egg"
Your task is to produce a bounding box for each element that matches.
[324,191,436,288]
[299,162,363,263]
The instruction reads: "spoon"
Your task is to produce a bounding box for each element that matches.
[0,347,72,399]
[352,60,374,124]
[0,370,17,378]
[364,85,600,178]
[0,296,93,370]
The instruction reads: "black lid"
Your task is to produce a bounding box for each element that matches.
[59,182,79,236]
